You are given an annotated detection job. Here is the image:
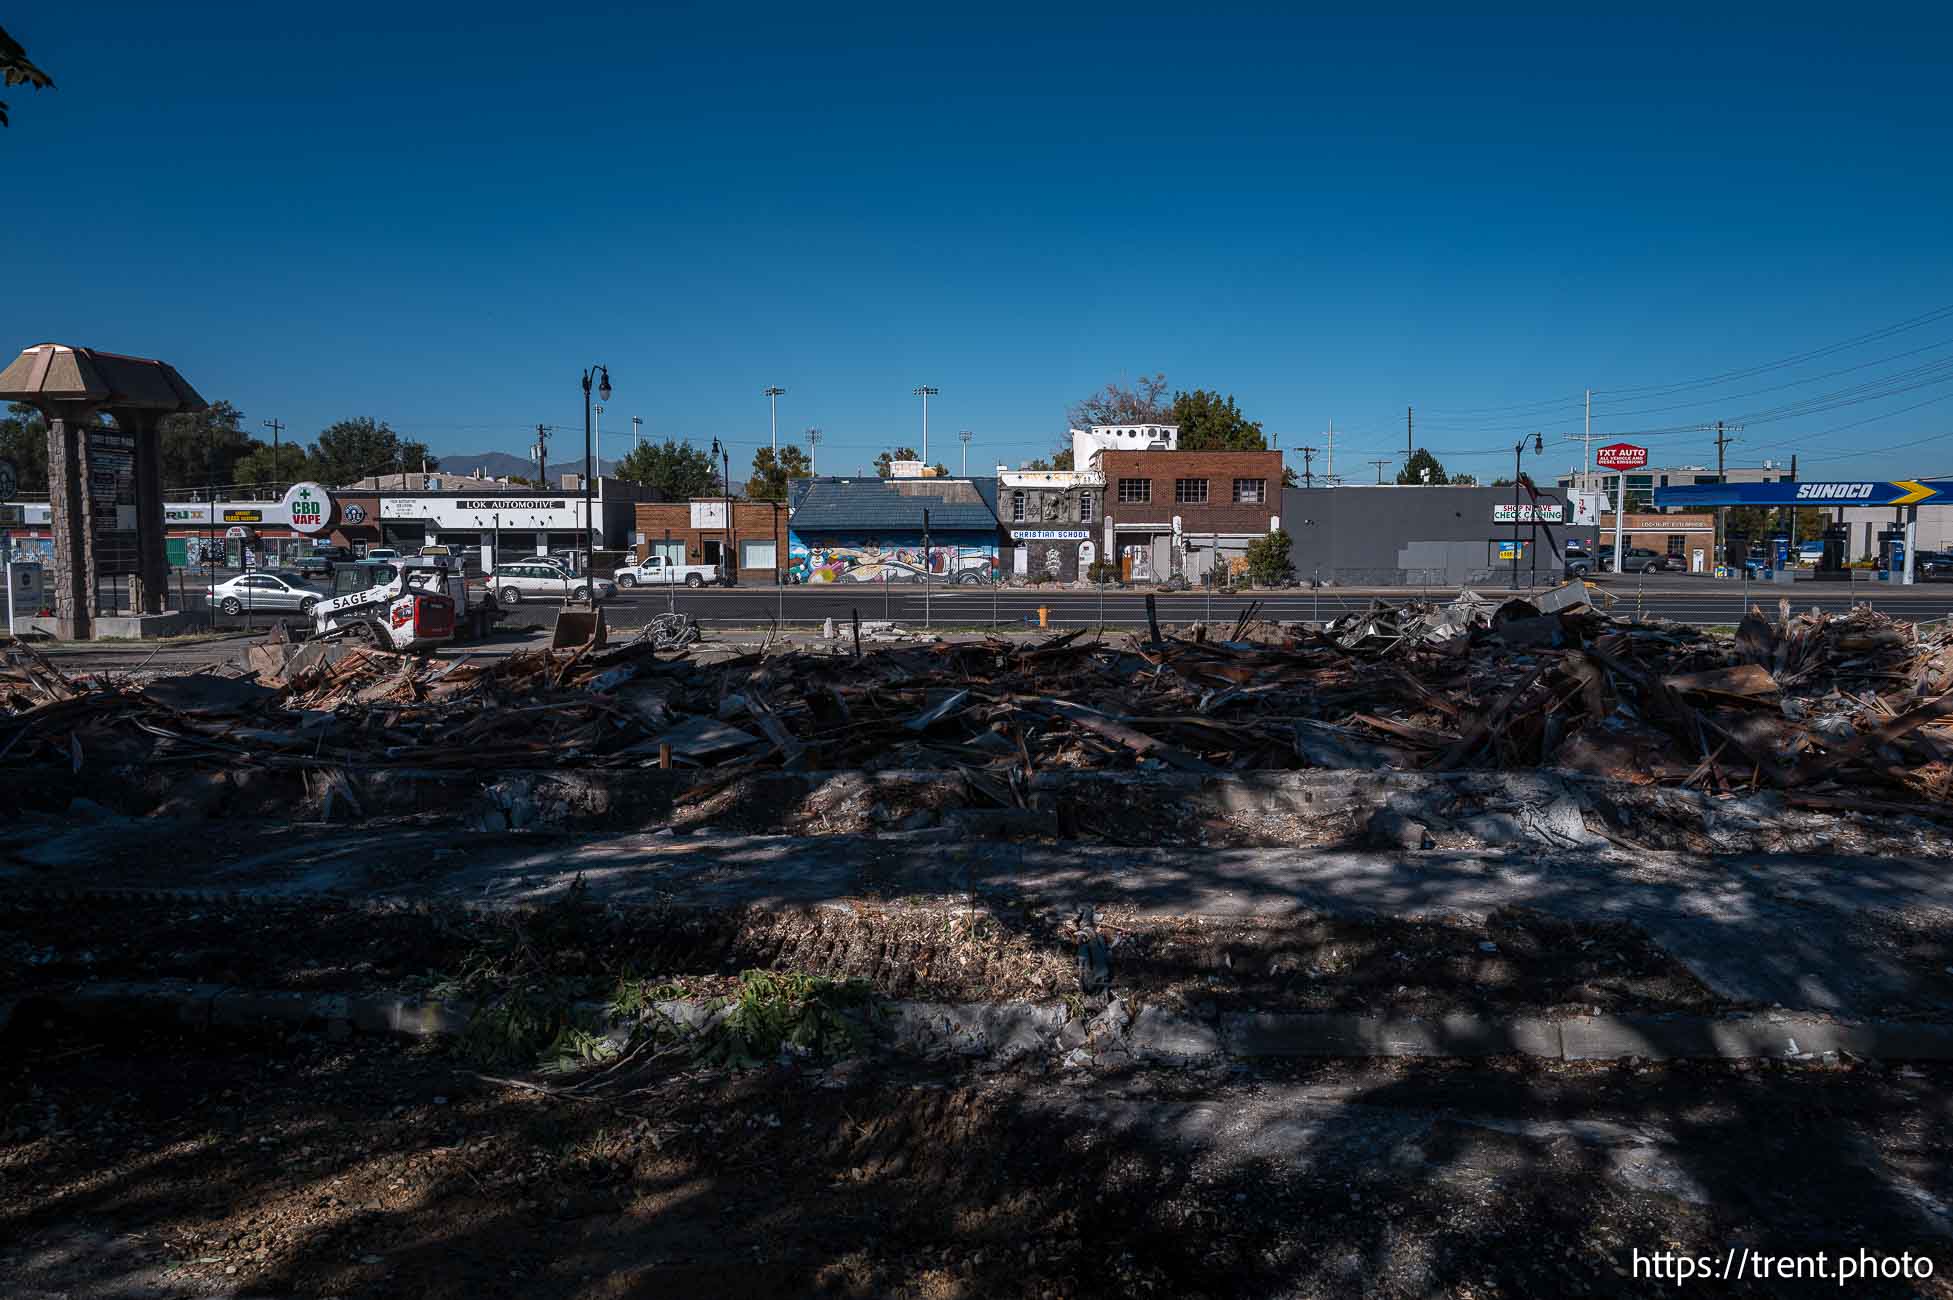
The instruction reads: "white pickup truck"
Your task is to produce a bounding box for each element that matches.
[613,555,723,588]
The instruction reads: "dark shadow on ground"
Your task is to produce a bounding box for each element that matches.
[3,1014,1951,1299]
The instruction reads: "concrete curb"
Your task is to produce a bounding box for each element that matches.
[14,981,1953,1064]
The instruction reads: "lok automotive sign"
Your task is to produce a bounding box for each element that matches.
[1594,443,1648,471]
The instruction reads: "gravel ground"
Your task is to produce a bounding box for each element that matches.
[1,894,1716,1019]
[2,1021,1950,1299]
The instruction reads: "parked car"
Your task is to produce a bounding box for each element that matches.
[1569,546,1665,576]
[1613,547,1667,574]
[211,570,324,615]
[614,555,724,588]
[364,548,401,562]
[293,546,356,578]
[1876,549,1953,578]
[489,560,617,604]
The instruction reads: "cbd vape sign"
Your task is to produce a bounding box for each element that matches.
[282,482,333,535]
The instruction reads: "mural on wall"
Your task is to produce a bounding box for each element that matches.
[788,533,1000,584]
[1019,539,1081,582]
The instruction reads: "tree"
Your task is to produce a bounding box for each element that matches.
[1167,389,1267,452]
[1282,465,1299,488]
[1067,373,1169,430]
[1024,446,1075,472]
[231,442,313,490]
[307,417,405,486]
[616,439,718,500]
[0,402,48,492]
[1245,529,1295,587]
[874,447,919,478]
[747,444,812,500]
[159,400,255,490]
[1396,449,1451,485]
[398,440,439,475]
[1,25,54,128]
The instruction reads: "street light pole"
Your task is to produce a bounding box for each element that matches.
[764,387,785,457]
[1510,432,1543,590]
[711,436,733,586]
[580,364,612,590]
[958,430,972,476]
[913,386,938,465]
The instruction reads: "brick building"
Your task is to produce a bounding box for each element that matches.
[1096,450,1283,582]
[633,499,789,585]
[1596,512,1717,570]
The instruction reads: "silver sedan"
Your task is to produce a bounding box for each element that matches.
[212,570,325,614]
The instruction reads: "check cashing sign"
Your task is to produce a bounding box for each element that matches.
[1654,480,1953,509]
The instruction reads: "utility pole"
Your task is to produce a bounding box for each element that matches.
[1581,389,1592,490]
[1406,406,1413,464]
[260,419,284,493]
[1714,418,1733,572]
[913,386,938,465]
[763,387,785,456]
[807,428,821,475]
[1369,457,1392,484]
[1324,418,1334,485]
[532,424,549,495]
[1299,445,1319,489]
[631,415,644,448]
[957,429,973,475]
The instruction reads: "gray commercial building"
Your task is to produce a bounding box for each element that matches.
[1283,485,1592,586]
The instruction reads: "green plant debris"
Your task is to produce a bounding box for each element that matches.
[699,969,875,1068]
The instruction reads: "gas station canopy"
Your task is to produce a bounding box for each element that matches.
[1653,479,1953,508]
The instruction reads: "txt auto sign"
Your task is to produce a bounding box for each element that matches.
[1594,443,1648,471]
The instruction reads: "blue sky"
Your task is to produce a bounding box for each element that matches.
[4,4,1951,484]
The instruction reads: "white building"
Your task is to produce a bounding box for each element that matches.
[1070,423,1177,470]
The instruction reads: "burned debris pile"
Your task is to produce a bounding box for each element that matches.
[1,592,1950,812]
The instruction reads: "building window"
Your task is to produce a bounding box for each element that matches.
[1175,478,1209,504]
[739,539,777,570]
[1079,491,1095,522]
[1232,478,1265,504]
[1665,534,1685,556]
[1118,478,1150,504]
[1011,490,1026,522]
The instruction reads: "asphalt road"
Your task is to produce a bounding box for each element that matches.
[602,576,1953,629]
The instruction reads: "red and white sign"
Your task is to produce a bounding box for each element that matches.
[1595,442,1648,471]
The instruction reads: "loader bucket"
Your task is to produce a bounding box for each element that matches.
[551,605,607,650]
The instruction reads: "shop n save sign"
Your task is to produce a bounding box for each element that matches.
[1594,442,1648,471]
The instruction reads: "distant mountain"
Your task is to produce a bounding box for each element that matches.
[441,451,620,482]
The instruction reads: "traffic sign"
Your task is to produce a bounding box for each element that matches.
[1595,443,1648,471]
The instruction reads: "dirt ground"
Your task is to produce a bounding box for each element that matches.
[0,894,1716,1020]
[2,1019,1950,1300]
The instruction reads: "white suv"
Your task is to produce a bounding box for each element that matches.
[491,561,617,604]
